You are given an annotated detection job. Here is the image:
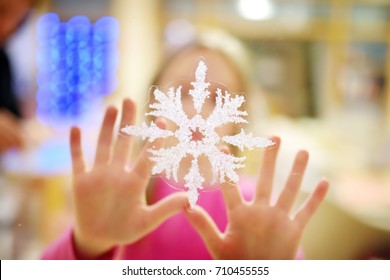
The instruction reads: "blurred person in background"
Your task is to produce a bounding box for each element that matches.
[0,0,36,260]
[42,30,329,260]
[0,0,35,153]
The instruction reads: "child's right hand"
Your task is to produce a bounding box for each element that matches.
[185,137,329,259]
[70,99,187,259]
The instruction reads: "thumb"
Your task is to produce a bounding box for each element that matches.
[147,192,188,227]
[184,205,222,259]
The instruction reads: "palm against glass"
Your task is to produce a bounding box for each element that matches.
[70,99,187,258]
[185,137,329,259]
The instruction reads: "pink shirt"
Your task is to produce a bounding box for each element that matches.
[41,177,303,259]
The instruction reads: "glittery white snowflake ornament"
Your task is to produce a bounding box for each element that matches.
[121,60,274,207]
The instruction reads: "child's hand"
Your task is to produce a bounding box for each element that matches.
[71,99,187,259]
[185,137,329,259]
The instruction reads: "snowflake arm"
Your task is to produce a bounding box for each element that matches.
[189,60,211,113]
[207,89,248,129]
[207,147,245,185]
[121,121,173,142]
[148,145,186,181]
[222,129,274,151]
[184,158,205,208]
[147,86,188,126]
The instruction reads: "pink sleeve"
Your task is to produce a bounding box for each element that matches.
[41,228,121,260]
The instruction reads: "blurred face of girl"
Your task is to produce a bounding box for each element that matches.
[154,48,245,186]
[157,47,243,135]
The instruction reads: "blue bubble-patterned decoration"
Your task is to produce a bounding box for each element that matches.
[36,13,119,125]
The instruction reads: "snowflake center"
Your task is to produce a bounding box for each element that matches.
[190,128,204,142]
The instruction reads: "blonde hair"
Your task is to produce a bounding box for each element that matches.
[154,29,251,94]
[193,29,251,91]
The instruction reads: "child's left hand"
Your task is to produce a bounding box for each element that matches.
[185,137,329,259]
[70,99,187,259]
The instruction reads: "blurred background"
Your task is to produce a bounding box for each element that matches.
[1,0,390,259]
